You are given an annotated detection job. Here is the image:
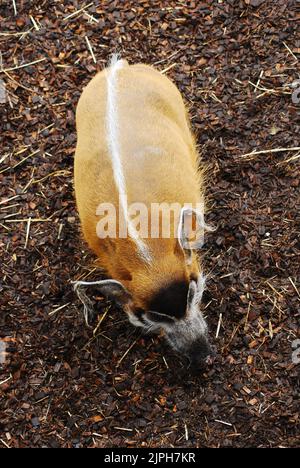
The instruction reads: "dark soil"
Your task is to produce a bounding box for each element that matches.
[0,0,299,448]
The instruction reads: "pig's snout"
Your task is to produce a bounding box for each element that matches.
[188,338,215,369]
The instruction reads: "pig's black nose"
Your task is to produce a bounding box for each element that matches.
[188,341,215,369]
[190,353,214,370]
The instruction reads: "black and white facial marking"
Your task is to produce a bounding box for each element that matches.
[73,275,212,365]
[129,274,212,365]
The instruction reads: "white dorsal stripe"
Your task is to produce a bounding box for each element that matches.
[105,55,152,263]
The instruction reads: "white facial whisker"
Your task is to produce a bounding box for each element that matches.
[194,272,206,306]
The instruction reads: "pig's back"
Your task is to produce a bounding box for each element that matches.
[74,60,202,258]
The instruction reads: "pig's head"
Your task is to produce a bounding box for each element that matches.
[74,207,214,368]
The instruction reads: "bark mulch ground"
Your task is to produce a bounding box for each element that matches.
[0,0,299,448]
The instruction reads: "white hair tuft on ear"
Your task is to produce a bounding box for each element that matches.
[72,280,101,327]
[72,279,129,327]
[178,207,215,252]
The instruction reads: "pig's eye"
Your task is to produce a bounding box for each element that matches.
[134,307,146,320]
[127,308,147,328]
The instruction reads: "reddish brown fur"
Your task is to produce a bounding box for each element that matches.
[74,61,206,312]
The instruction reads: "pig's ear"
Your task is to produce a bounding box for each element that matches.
[177,207,214,263]
[72,279,131,326]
